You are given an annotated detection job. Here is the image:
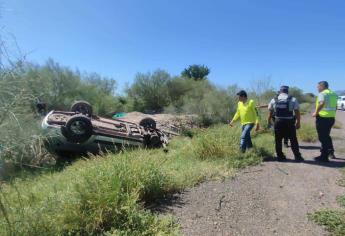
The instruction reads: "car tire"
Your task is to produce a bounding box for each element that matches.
[71,101,93,116]
[139,117,157,129]
[61,114,93,143]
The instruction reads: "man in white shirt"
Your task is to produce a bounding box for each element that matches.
[268,86,303,162]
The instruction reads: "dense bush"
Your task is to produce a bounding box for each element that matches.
[289,87,315,104]
[180,83,237,126]
[0,56,55,176]
[127,71,239,125]
[23,59,124,115]
[126,70,172,112]
[297,123,318,143]
[0,57,124,171]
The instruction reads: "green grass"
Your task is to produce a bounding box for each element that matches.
[299,102,313,115]
[310,210,345,236]
[0,125,274,236]
[310,169,345,236]
[297,123,318,143]
[337,196,345,208]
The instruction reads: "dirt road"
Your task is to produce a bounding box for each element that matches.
[164,111,345,236]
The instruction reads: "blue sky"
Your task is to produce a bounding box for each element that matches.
[1,0,345,93]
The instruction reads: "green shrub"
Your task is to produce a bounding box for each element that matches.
[192,125,240,160]
[309,210,345,236]
[337,196,345,207]
[289,87,316,103]
[126,70,171,112]
[299,103,313,114]
[24,59,123,116]
[0,58,56,174]
[310,170,345,236]
[297,123,318,143]
[0,153,178,235]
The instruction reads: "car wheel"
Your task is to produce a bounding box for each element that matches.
[139,117,157,129]
[61,114,93,143]
[71,101,93,116]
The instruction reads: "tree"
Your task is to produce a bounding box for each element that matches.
[22,59,122,115]
[127,70,171,112]
[181,64,210,81]
[83,73,117,95]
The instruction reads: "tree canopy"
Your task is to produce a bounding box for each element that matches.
[181,64,210,81]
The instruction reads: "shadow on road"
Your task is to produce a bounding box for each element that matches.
[299,145,321,150]
[264,156,345,169]
[146,193,185,214]
[303,158,345,168]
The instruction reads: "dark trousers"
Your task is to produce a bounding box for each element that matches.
[316,116,335,157]
[274,119,301,157]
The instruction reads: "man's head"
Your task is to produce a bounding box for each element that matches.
[317,81,329,92]
[280,85,289,94]
[236,90,248,102]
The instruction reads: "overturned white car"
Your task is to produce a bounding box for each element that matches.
[42,101,168,154]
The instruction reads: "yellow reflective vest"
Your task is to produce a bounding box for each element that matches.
[231,99,260,125]
[316,89,337,118]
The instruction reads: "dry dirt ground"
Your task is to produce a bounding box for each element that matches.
[160,111,345,236]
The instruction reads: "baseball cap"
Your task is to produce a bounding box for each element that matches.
[236,90,247,97]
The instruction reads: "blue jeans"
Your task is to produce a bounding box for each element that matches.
[240,124,254,152]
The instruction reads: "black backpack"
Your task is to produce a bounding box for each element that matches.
[274,96,294,119]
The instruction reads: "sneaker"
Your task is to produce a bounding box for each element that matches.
[314,156,329,162]
[294,156,304,162]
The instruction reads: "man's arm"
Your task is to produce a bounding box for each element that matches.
[229,108,240,127]
[295,109,301,129]
[267,99,274,126]
[268,110,273,125]
[313,93,325,117]
[254,106,260,131]
[313,102,325,117]
[256,104,268,109]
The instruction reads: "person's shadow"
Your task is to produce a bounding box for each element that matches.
[302,158,345,168]
[299,145,321,150]
[263,143,345,168]
[264,156,345,168]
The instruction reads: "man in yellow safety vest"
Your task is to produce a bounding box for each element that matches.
[312,81,338,162]
[229,90,260,153]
